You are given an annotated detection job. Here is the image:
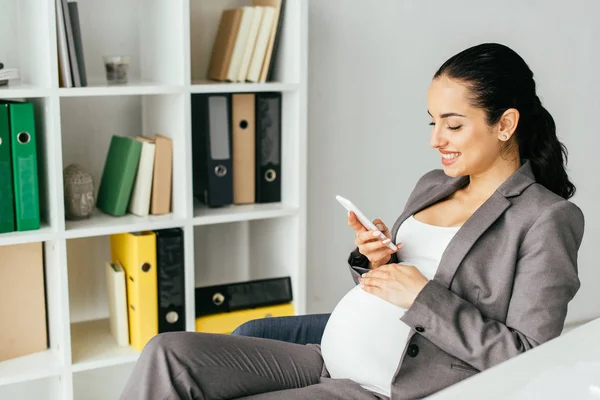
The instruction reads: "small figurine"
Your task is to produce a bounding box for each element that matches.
[64,163,96,220]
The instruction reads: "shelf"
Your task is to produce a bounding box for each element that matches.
[193,202,298,225]
[190,81,299,93]
[58,82,183,97]
[0,349,60,387]
[64,210,185,239]
[0,224,55,246]
[70,319,139,373]
[0,83,51,99]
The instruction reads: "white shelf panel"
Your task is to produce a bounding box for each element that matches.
[58,82,183,97]
[64,210,185,239]
[0,83,51,99]
[193,202,298,226]
[0,224,55,246]
[190,81,299,93]
[0,349,61,387]
[70,319,139,373]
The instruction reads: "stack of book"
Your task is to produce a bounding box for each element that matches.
[96,134,173,218]
[106,228,186,351]
[0,100,41,234]
[0,63,19,87]
[207,0,285,83]
[194,276,294,334]
[55,0,87,87]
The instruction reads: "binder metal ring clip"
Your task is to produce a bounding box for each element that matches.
[166,311,179,324]
[265,169,277,182]
[17,131,30,144]
[215,165,227,178]
[212,292,225,306]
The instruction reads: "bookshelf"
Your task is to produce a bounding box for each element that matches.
[0,0,308,399]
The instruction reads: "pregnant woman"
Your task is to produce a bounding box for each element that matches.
[120,42,585,400]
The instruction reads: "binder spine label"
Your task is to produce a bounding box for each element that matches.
[17,155,38,221]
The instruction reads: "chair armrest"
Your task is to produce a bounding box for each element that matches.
[231,313,331,345]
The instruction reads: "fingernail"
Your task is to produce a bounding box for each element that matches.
[372,231,381,237]
[382,238,391,244]
[396,243,404,248]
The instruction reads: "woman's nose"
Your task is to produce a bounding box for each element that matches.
[430,127,446,148]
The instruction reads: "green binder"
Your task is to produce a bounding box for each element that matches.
[0,104,15,233]
[96,135,142,216]
[6,101,40,231]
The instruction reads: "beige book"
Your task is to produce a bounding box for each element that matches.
[207,8,243,81]
[253,0,284,82]
[0,242,48,362]
[138,135,173,215]
[246,6,276,82]
[151,134,173,215]
[232,93,256,204]
[237,7,265,82]
[226,6,255,82]
[129,138,156,217]
[105,262,129,347]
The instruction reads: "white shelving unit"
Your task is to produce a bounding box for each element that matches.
[0,0,308,399]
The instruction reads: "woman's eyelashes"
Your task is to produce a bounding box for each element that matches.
[428,122,462,131]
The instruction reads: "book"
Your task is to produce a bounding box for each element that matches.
[96,136,142,216]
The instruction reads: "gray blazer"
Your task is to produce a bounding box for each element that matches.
[347,160,585,399]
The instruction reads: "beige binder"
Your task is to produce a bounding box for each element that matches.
[0,242,48,362]
[232,94,256,204]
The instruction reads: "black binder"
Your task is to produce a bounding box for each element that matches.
[191,93,234,207]
[155,228,186,332]
[255,92,282,203]
[195,276,293,317]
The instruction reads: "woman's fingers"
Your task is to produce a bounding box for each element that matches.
[372,218,391,239]
[347,211,367,233]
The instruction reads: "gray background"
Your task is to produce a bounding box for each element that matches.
[306,0,599,325]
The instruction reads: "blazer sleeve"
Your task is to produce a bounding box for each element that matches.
[399,199,585,371]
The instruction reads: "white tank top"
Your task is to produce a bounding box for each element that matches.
[320,216,461,397]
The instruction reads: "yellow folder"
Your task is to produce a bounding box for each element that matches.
[195,303,295,334]
[110,231,158,351]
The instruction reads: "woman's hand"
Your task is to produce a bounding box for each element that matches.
[348,211,403,270]
[359,264,429,309]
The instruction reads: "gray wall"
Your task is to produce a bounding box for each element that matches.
[306,0,600,325]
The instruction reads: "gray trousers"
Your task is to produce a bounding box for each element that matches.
[120,331,389,400]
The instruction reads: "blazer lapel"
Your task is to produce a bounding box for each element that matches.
[391,160,537,288]
[434,192,510,287]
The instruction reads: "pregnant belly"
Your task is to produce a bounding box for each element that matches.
[320,285,411,396]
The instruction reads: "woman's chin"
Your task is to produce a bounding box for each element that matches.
[442,163,464,178]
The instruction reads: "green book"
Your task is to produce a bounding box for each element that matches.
[0,104,15,233]
[96,136,142,216]
[5,101,40,231]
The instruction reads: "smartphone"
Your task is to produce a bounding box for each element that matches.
[336,195,397,251]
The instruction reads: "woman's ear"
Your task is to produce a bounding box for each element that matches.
[498,108,520,141]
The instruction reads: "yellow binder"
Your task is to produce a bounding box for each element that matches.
[195,303,295,334]
[110,231,158,351]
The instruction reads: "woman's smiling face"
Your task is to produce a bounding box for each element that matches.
[427,75,507,177]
